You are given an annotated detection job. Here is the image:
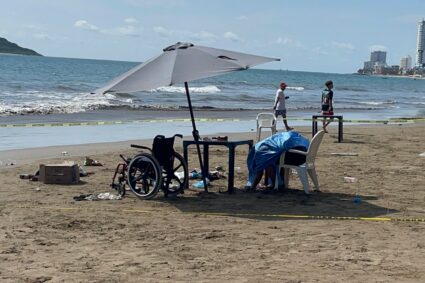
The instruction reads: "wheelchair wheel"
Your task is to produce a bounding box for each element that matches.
[127,153,162,200]
[162,152,188,196]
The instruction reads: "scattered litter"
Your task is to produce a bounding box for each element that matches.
[61,151,69,156]
[212,136,228,141]
[19,174,32,179]
[419,152,425,157]
[215,165,224,171]
[175,171,186,181]
[343,176,358,183]
[190,170,201,179]
[78,166,94,177]
[73,192,121,201]
[19,170,39,181]
[34,187,40,191]
[331,152,358,156]
[353,196,362,204]
[192,178,210,189]
[208,170,225,181]
[202,137,212,141]
[1,160,16,166]
[83,157,103,166]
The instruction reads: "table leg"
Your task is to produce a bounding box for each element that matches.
[338,118,343,143]
[183,143,189,188]
[203,144,209,179]
[228,145,235,193]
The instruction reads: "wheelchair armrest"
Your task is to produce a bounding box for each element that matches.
[130,144,152,153]
[287,149,308,156]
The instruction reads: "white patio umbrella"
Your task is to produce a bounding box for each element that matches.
[95,42,280,191]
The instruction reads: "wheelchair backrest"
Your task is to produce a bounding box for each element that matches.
[152,135,175,168]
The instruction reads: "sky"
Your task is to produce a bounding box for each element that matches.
[1,0,424,73]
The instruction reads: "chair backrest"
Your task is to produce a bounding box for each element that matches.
[256,113,276,128]
[305,130,325,164]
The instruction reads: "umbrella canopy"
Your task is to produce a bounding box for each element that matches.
[95,42,279,192]
[95,42,279,94]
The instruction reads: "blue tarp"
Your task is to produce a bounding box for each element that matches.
[246,131,310,186]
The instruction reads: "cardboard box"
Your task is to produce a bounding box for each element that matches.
[39,162,80,184]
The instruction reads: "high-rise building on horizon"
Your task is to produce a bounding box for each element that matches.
[400,55,412,72]
[370,51,387,66]
[416,19,425,67]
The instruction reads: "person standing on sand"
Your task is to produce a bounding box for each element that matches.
[321,80,334,133]
[273,82,293,131]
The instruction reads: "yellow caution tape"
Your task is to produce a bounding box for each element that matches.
[11,205,425,222]
[1,117,423,128]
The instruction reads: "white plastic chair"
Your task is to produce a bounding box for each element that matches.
[274,130,325,193]
[256,113,277,142]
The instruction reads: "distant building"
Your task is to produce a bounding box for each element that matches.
[400,55,412,72]
[374,65,400,75]
[370,51,387,66]
[362,50,387,73]
[416,19,425,67]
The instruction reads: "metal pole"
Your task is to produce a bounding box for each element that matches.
[184,82,208,192]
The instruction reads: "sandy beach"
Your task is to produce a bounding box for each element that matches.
[1,123,425,282]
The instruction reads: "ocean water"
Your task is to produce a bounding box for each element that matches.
[1,54,425,151]
[1,54,425,117]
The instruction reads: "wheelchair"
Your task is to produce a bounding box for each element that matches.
[111,134,189,199]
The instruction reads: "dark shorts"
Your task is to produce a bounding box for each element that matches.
[275,110,287,117]
[322,110,334,116]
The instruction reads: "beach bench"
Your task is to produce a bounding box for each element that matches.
[312,115,343,142]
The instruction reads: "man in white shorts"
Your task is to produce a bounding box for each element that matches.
[273,82,293,131]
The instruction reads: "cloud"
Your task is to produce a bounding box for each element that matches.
[74,20,99,31]
[369,45,387,52]
[33,33,50,40]
[153,26,173,37]
[153,26,216,42]
[74,19,140,37]
[106,25,139,37]
[189,31,216,42]
[275,36,303,48]
[236,15,247,20]
[223,31,241,42]
[312,47,329,55]
[331,41,355,50]
[125,18,139,24]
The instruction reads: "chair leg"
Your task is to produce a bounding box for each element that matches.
[274,168,281,190]
[283,168,291,188]
[296,167,310,194]
[307,168,319,191]
[256,128,261,142]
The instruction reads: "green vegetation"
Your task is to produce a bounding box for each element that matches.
[0,37,42,56]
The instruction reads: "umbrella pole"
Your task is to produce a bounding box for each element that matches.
[184,82,208,192]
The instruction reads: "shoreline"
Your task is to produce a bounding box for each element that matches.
[1,122,424,166]
[1,109,424,152]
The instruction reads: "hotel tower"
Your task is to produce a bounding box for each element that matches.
[416,19,425,67]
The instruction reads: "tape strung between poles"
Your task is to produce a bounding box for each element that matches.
[1,117,424,128]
